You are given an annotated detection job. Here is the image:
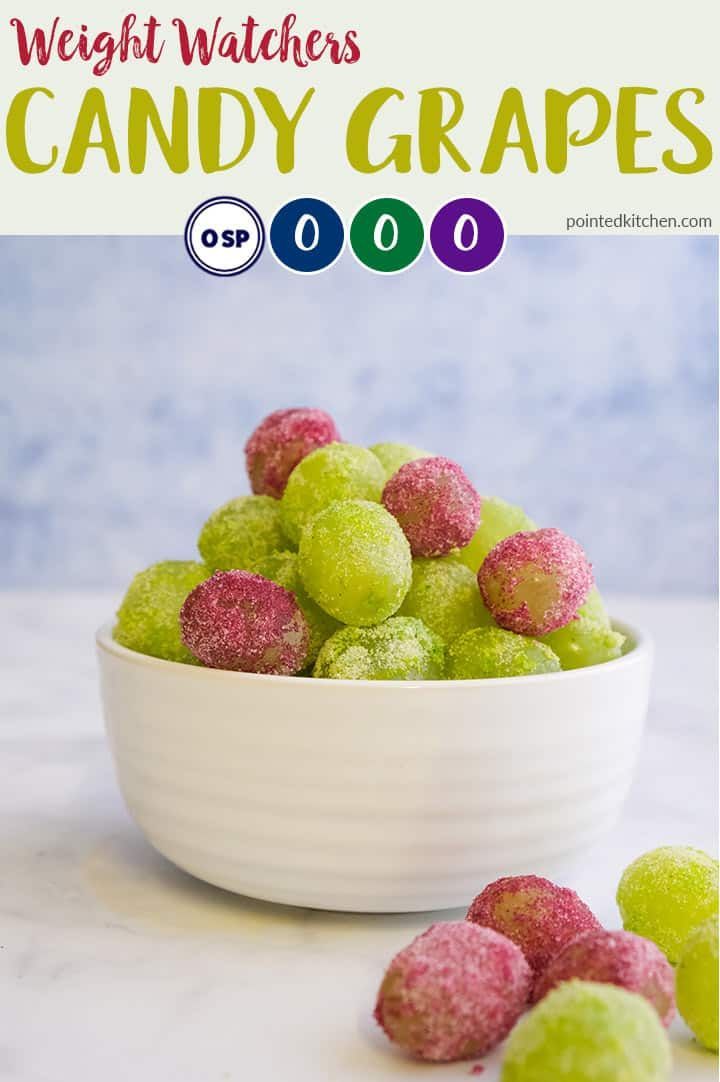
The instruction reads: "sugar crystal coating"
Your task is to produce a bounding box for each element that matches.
[375,921,531,1062]
[579,586,611,627]
[198,495,289,572]
[370,441,431,480]
[249,550,340,665]
[114,560,209,664]
[617,846,719,963]
[382,456,481,557]
[447,627,560,679]
[538,614,625,670]
[399,557,494,644]
[180,570,309,674]
[458,496,537,574]
[479,527,593,636]
[245,408,341,498]
[676,918,719,1051]
[313,616,444,680]
[299,499,411,626]
[533,929,675,1026]
[501,980,671,1082]
[280,442,385,545]
[467,875,602,974]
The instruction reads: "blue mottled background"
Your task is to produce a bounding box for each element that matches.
[1,235,716,593]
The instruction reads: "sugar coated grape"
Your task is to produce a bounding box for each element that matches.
[501,981,672,1082]
[313,616,444,680]
[370,442,431,480]
[538,615,625,670]
[579,586,610,627]
[249,550,340,665]
[467,875,602,974]
[533,929,675,1026]
[198,495,288,572]
[299,499,411,626]
[399,556,493,644]
[382,456,481,557]
[114,560,209,664]
[676,918,719,1051]
[479,527,593,636]
[447,627,560,679]
[458,497,537,574]
[375,921,531,1062]
[244,407,341,498]
[180,570,309,674]
[280,442,385,545]
[617,846,719,963]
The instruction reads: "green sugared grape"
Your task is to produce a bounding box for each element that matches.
[501,981,671,1082]
[280,443,385,544]
[538,615,625,670]
[299,499,411,626]
[617,846,719,963]
[249,550,340,665]
[370,441,431,480]
[447,626,560,679]
[458,496,536,574]
[313,616,444,680]
[579,586,611,627]
[399,556,493,644]
[114,560,209,663]
[676,919,719,1051]
[198,495,288,571]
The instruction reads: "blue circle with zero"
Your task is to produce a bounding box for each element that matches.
[270,198,345,273]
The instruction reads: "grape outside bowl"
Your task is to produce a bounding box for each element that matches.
[96,619,652,913]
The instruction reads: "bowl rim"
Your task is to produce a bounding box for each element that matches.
[96,617,652,690]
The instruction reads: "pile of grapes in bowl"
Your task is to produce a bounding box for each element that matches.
[111,407,628,681]
[97,408,652,910]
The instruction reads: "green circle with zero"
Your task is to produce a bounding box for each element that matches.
[349,198,425,273]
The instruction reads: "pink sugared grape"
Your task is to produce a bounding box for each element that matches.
[478,528,593,636]
[180,570,309,674]
[245,408,341,498]
[374,921,531,1062]
[382,456,480,557]
[467,875,602,976]
[532,929,675,1025]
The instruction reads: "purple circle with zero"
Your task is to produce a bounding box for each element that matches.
[430,198,505,273]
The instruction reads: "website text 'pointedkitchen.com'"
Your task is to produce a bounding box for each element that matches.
[566,212,713,231]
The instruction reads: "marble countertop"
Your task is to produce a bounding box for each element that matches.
[1,592,717,1082]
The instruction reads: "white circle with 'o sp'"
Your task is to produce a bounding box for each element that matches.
[184,197,265,276]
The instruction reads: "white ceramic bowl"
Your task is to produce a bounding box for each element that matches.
[97,620,652,913]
